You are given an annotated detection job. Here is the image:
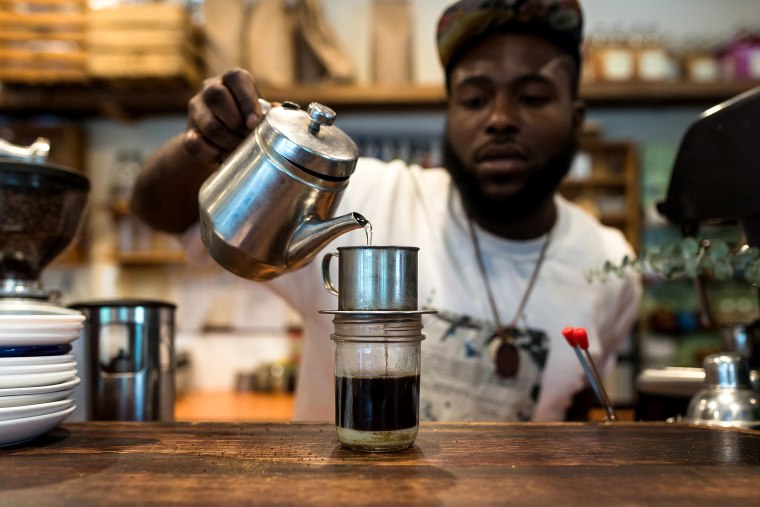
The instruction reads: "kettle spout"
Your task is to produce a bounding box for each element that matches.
[286,212,369,269]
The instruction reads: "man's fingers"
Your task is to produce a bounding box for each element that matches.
[200,80,247,134]
[188,99,246,153]
[193,116,245,153]
[183,129,224,165]
[221,68,263,131]
[181,69,261,166]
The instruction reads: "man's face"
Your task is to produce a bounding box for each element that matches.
[445,33,585,217]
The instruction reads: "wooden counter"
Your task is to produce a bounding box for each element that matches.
[1,422,759,506]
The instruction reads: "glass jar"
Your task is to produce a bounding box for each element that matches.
[331,313,424,452]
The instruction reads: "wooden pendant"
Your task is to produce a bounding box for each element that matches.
[495,329,519,378]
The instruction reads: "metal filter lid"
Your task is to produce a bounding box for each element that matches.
[259,102,359,178]
[685,353,760,428]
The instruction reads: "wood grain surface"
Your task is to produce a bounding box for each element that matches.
[1,422,759,506]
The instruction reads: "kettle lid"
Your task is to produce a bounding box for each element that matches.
[262,102,358,178]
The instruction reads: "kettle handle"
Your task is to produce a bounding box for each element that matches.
[258,98,272,115]
[321,252,339,296]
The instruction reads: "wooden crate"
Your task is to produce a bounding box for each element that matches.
[0,0,88,83]
[86,3,203,87]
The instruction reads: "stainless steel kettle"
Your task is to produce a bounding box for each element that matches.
[198,100,368,281]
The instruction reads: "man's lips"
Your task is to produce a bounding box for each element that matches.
[478,158,528,173]
[475,145,530,174]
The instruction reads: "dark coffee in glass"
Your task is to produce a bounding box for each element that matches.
[329,313,424,452]
[335,374,419,432]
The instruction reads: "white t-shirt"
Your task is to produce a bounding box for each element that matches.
[264,157,642,422]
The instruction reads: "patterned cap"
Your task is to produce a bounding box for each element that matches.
[437,0,583,70]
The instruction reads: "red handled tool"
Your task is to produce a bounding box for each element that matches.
[562,326,618,422]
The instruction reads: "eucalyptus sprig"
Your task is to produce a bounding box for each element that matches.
[585,238,760,285]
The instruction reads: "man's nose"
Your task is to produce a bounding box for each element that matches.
[486,96,520,134]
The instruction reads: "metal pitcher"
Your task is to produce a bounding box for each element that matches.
[198,100,367,281]
[69,299,176,422]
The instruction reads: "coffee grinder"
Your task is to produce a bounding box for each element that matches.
[0,136,90,304]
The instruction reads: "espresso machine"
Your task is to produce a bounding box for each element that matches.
[637,86,760,426]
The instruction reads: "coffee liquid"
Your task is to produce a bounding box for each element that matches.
[335,375,419,431]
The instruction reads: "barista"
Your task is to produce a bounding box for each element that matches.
[131,0,642,422]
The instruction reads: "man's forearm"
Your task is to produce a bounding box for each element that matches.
[130,134,219,234]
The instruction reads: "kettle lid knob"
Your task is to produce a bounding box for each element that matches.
[307,102,336,134]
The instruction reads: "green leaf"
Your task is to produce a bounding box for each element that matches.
[708,240,730,260]
[712,262,734,281]
[680,237,700,256]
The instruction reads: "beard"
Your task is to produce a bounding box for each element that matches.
[443,136,577,224]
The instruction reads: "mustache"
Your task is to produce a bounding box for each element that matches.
[442,134,577,221]
[474,140,530,162]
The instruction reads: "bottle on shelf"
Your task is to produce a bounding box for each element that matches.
[635,25,679,82]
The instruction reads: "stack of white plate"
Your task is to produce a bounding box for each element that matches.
[0,303,84,447]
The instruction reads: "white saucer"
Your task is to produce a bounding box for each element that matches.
[0,300,83,317]
[0,314,84,326]
[0,361,76,375]
[0,328,83,338]
[0,328,81,337]
[0,405,76,447]
[0,322,82,329]
[0,388,74,408]
[0,354,76,367]
[319,309,437,315]
[0,371,78,390]
[0,332,81,346]
[0,377,80,396]
[0,398,74,421]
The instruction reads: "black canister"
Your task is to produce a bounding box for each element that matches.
[68,299,176,421]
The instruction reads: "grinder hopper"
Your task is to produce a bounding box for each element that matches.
[0,137,89,299]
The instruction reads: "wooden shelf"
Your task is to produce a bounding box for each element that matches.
[111,199,188,265]
[112,198,131,216]
[262,80,760,108]
[559,140,640,252]
[1,80,758,118]
[579,80,760,105]
[0,80,196,118]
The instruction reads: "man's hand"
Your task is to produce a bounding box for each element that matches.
[131,68,267,233]
[184,68,266,163]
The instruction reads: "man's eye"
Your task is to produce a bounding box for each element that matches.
[459,95,488,109]
[519,94,550,107]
